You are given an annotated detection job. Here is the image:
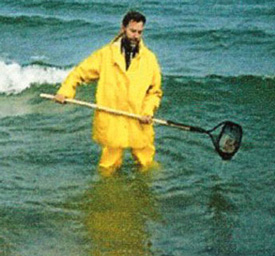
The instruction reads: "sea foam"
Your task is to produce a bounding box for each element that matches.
[0,61,70,94]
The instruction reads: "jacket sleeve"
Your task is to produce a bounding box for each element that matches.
[57,50,102,98]
[141,55,162,116]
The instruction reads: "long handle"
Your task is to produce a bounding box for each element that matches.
[40,93,206,133]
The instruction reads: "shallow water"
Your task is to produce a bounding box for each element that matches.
[1,1,275,255]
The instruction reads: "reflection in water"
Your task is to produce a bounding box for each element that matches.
[206,182,237,256]
[82,173,160,256]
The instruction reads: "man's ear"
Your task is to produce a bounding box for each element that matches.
[121,25,126,33]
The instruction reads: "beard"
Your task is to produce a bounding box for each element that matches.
[123,35,139,49]
[129,38,139,48]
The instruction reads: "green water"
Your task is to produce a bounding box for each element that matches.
[1,0,274,254]
[1,75,274,255]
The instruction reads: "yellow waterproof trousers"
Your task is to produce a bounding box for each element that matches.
[99,145,155,173]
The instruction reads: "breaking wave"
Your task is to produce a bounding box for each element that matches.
[0,61,70,94]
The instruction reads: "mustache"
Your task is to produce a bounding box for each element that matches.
[129,38,140,46]
[123,33,140,42]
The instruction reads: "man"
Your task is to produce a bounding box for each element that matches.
[54,11,162,175]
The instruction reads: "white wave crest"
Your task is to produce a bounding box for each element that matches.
[0,61,70,94]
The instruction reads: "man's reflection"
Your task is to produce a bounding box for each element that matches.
[82,173,160,256]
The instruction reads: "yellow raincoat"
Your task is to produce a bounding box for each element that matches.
[57,38,162,149]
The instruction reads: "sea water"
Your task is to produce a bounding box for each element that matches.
[0,1,274,255]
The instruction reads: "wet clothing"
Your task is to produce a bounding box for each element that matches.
[99,144,155,170]
[58,37,162,150]
[58,36,162,170]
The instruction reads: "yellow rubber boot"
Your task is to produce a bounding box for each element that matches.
[99,147,123,177]
[132,144,158,172]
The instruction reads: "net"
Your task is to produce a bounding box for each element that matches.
[209,121,243,160]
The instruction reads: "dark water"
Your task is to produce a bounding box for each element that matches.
[0,1,274,255]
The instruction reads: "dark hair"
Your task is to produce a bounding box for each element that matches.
[122,11,146,27]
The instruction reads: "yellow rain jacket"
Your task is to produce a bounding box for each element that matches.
[57,38,162,149]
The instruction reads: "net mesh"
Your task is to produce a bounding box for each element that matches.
[210,121,243,160]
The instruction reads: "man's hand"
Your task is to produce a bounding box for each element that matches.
[139,115,153,124]
[54,94,66,104]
